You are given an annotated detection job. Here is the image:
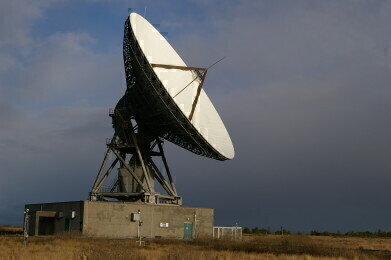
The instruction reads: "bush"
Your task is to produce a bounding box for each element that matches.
[243,227,251,234]
[274,229,291,235]
[242,227,270,235]
[310,230,391,238]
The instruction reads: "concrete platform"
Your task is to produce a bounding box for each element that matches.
[25,201,213,239]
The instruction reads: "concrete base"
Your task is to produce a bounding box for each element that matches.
[25,201,213,239]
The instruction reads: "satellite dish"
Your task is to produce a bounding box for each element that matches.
[89,13,234,204]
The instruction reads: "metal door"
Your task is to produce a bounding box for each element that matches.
[183,222,193,239]
[38,217,55,235]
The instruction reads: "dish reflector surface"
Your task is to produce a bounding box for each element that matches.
[128,13,234,160]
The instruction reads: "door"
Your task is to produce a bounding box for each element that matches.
[183,222,193,239]
[38,217,55,235]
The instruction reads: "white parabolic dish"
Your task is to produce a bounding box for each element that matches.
[129,13,234,160]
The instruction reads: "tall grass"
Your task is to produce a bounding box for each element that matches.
[0,233,390,259]
[0,225,23,235]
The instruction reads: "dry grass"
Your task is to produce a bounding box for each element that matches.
[0,232,390,259]
[244,234,391,251]
[0,225,23,235]
[307,235,391,252]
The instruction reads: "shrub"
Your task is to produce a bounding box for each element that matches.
[275,229,291,235]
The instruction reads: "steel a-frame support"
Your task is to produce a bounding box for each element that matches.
[89,109,182,205]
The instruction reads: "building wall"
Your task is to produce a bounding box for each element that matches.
[25,201,84,236]
[25,201,214,239]
[83,201,214,239]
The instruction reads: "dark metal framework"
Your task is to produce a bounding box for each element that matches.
[90,18,225,203]
[89,108,181,204]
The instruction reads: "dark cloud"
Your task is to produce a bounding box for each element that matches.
[162,0,391,231]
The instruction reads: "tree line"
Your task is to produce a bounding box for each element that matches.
[242,227,391,237]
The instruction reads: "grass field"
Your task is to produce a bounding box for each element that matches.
[0,227,390,259]
[0,225,23,235]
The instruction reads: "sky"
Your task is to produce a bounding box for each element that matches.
[0,0,390,233]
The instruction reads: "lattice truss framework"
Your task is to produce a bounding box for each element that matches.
[90,18,225,203]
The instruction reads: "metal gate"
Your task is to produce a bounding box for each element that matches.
[213,226,242,240]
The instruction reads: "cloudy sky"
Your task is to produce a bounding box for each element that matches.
[1,0,390,232]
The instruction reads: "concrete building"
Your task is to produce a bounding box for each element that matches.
[25,201,213,239]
